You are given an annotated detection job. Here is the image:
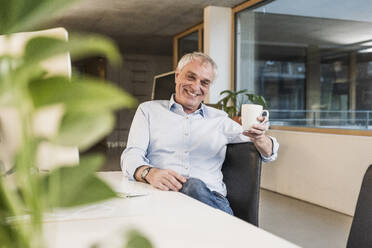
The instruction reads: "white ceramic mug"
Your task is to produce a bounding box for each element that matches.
[241,104,269,131]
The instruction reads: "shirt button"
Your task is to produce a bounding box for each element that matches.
[185,151,189,154]
[184,133,189,136]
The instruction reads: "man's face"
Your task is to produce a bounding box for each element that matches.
[174,59,213,114]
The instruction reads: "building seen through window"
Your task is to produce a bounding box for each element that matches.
[235,0,372,130]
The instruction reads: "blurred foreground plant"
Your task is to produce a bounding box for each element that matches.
[0,0,152,247]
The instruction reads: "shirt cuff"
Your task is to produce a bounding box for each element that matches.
[260,136,279,162]
[120,148,151,180]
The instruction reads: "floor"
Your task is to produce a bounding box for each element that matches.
[259,189,353,248]
[96,147,353,248]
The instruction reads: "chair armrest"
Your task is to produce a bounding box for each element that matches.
[222,142,262,226]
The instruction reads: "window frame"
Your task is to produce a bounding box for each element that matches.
[173,23,203,70]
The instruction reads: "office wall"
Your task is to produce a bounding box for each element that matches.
[81,53,173,171]
[106,54,172,148]
[262,130,372,216]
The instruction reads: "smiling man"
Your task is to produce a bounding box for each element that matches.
[121,52,279,214]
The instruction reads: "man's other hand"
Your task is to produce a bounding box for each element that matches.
[243,116,273,157]
[147,168,187,191]
[243,116,268,141]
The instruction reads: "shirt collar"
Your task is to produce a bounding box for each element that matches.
[169,94,206,118]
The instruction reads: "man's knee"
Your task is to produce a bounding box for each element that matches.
[180,177,209,197]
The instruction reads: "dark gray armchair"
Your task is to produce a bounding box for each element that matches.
[152,72,263,226]
[346,164,372,248]
[222,142,262,226]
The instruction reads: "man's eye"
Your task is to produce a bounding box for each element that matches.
[201,81,209,87]
[187,75,195,80]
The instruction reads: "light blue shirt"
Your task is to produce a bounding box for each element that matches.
[121,95,279,196]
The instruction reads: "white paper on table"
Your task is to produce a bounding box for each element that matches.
[104,174,156,196]
[44,202,117,222]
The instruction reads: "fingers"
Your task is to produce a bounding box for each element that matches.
[156,183,169,191]
[253,121,267,130]
[147,168,185,192]
[243,128,264,138]
[154,178,181,192]
[257,116,269,123]
[242,130,250,137]
[250,125,265,134]
[257,116,265,122]
[168,170,187,183]
[164,170,186,191]
[160,176,180,191]
[165,174,183,190]
[152,178,173,191]
[248,130,265,139]
[243,124,266,141]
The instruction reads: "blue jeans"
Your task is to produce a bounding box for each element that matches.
[180,177,234,215]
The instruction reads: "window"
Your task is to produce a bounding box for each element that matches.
[178,31,199,62]
[235,0,372,130]
[173,24,203,69]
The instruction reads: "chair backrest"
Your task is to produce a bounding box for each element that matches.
[222,142,262,226]
[347,164,372,248]
[152,71,175,100]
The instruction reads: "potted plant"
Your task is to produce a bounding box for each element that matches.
[0,0,151,247]
[216,89,268,123]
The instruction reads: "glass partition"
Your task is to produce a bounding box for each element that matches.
[235,0,372,130]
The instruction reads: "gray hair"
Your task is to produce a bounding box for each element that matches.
[176,52,218,81]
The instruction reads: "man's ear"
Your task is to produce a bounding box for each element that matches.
[174,70,179,83]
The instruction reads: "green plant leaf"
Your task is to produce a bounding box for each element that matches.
[54,111,114,151]
[0,0,79,34]
[41,154,117,208]
[67,175,117,207]
[125,230,153,248]
[258,96,268,108]
[0,177,27,248]
[218,89,250,117]
[245,93,268,108]
[29,76,137,112]
[235,89,248,95]
[219,90,233,96]
[24,34,121,67]
[217,88,270,117]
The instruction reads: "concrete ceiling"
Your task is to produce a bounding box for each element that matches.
[48,0,248,55]
[46,0,372,57]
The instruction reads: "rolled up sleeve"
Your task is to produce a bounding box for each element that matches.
[120,104,151,180]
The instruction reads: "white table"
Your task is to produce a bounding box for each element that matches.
[44,172,300,248]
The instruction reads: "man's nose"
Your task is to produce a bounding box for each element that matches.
[190,80,202,89]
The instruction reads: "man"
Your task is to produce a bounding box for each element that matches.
[121,52,278,215]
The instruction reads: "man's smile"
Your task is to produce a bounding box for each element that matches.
[184,88,201,97]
